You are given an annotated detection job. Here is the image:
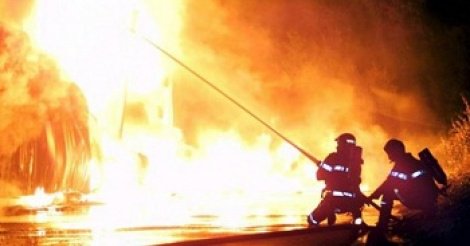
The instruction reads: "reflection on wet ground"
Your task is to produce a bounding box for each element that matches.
[0,195,381,245]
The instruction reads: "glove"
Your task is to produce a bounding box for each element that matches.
[439,184,450,196]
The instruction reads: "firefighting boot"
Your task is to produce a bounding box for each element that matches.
[376,200,393,231]
[352,209,364,226]
[307,214,320,228]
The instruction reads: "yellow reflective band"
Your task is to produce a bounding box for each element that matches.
[333,165,349,172]
[309,214,318,224]
[390,171,408,180]
[321,162,349,173]
[320,162,333,172]
[331,190,355,198]
[411,170,425,178]
[354,218,363,225]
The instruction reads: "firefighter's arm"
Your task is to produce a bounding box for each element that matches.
[369,180,388,200]
[316,154,334,180]
[316,165,328,180]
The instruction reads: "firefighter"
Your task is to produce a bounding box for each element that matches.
[369,138,439,231]
[307,133,365,227]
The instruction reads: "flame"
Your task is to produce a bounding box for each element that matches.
[24,0,176,134]
[18,187,52,208]
[12,0,382,233]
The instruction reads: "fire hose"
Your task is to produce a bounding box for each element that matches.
[134,32,401,222]
[135,34,322,164]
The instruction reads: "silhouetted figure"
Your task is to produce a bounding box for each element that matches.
[369,139,440,232]
[307,133,365,227]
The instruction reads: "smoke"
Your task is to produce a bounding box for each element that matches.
[0,24,90,193]
[0,0,34,28]
[1,26,46,156]
[173,0,465,187]
[177,1,441,135]
[1,0,465,194]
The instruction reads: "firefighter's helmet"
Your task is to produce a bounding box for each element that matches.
[335,133,356,145]
[384,139,405,153]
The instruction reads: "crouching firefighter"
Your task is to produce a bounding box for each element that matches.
[369,138,447,231]
[307,133,365,227]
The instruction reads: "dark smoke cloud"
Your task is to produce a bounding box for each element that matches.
[175,0,462,145]
[173,0,470,187]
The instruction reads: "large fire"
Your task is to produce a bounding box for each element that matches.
[1,1,448,241]
[3,0,331,231]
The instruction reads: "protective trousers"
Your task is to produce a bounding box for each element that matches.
[307,195,362,226]
[376,194,393,230]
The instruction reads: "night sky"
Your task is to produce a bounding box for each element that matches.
[422,0,470,118]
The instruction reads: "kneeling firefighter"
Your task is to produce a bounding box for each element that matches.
[369,138,446,231]
[307,133,365,227]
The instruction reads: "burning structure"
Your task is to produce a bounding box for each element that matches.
[1,1,468,240]
[0,26,91,194]
[0,0,180,198]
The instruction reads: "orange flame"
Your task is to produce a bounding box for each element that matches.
[15,0,384,231]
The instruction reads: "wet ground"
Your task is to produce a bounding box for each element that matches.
[0,200,380,245]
